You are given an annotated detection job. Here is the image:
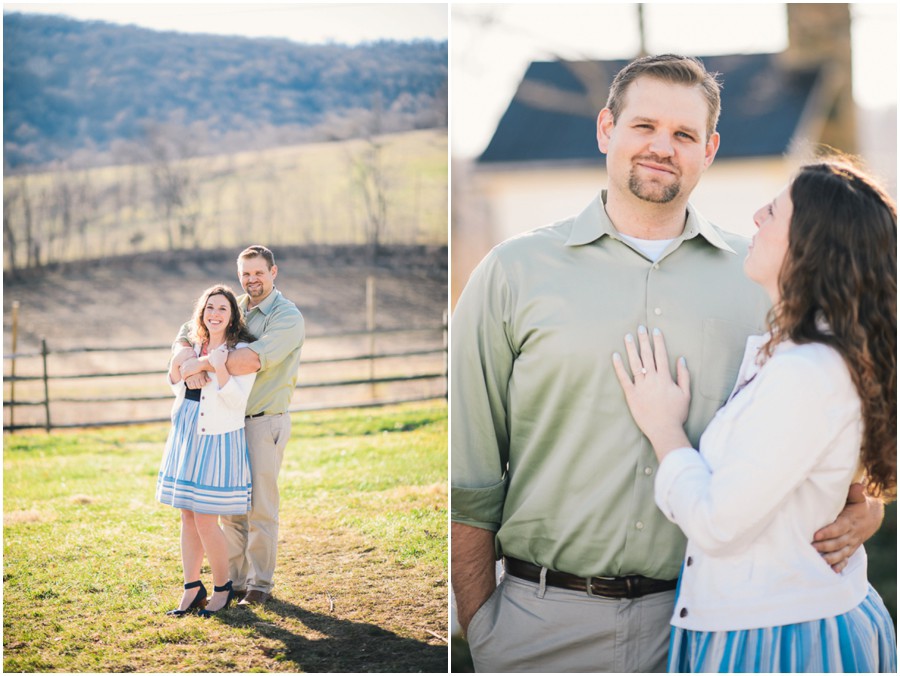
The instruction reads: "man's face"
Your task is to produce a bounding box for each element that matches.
[238,255,277,302]
[597,77,719,206]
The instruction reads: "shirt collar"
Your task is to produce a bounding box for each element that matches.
[241,287,281,315]
[565,190,736,255]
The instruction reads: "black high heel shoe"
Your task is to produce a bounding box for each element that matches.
[166,580,208,616]
[198,581,235,618]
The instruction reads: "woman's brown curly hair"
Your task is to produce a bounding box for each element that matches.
[190,284,256,349]
[763,158,896,500]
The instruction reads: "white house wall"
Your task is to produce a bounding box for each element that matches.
[474,157,792,245]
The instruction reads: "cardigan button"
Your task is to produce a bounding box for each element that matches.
[679,607,688,618]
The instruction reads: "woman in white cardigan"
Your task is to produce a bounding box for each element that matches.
[157,284,257,618]
[613,159,896,672]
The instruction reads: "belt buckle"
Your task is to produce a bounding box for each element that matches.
[586,575,618,599]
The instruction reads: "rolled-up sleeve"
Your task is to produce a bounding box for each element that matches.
[173,321,192,346]
[451,252,516,531]
[248,304,305,371]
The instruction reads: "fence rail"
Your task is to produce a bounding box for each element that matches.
[3,322,448,432]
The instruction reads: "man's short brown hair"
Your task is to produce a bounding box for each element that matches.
[237,245,275,269]
[606,54,722,140]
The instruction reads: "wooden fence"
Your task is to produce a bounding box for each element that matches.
[3,320,447,432]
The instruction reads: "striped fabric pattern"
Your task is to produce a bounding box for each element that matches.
[669,584,897,672]
[156,399,252,515]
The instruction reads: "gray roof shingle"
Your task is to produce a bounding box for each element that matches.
[478,53,821,165]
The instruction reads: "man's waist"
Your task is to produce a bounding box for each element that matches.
[503,556,678,599]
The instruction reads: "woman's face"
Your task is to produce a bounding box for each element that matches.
[745,184,793,302]
[203,293,232,337]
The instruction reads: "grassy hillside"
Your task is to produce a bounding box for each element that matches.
[3,129,448,272]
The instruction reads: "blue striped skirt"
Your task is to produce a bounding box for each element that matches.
[156,398,252,515]
[668,584,897,672]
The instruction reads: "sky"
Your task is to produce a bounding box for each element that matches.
[452,2,898,158]
[4,2,897,159]
[3,2,450,44]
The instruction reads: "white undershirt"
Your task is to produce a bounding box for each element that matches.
[618,233,675,263]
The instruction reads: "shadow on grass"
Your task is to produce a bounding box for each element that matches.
[219,597,447,673]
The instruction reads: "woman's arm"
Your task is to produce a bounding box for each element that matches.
[614,329,857,557]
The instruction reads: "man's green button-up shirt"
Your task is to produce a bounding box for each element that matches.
[450,192,770,580]
[238,289,304,416]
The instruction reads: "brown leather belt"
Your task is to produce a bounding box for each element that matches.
[504,556,677,599]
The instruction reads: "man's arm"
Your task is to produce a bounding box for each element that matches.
[812,482,884,572]
[179,346,260,374]
[452,522,497,637]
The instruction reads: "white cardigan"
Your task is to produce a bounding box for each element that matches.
[169,342,257,435]
[655,335,869,631]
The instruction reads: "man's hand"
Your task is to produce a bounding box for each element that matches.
[812,482,884,572]
[172,345,195,366]
[184,372,211,389]
[452,522,498,637]
[180,356,208,380]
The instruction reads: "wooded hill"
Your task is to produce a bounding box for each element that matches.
[3,12,448,170]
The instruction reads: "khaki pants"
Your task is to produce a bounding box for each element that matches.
[222,413,291,594]
[466,573,674,673]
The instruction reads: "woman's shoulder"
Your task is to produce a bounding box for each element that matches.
[772,340,844,368]
[766,341,853,395]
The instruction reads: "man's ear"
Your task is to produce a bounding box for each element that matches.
[703,131,720,169]
[596,108,615,154]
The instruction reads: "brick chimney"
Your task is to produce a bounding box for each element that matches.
[782,3,856,154]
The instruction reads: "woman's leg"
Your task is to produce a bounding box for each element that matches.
[177,509,206,610]
[194,512,231,611]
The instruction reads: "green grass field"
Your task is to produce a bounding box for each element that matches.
[3,401,448,673]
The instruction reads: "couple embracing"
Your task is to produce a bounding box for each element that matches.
[452,55,896,672]
[155,245,304,617]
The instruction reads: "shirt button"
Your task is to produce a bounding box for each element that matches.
[635,521,644,530]
[200,412,204,416]
[680,607,688,618]
[201,428,206,432]
[654,307,662,316]
[653,263,660,270]
[686,556,693,566]
[644,466,653,475]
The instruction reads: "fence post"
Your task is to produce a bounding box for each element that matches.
[442,308,448,399]
[366,276,376,398]
[10,301,19,429]
[41,338,51,433]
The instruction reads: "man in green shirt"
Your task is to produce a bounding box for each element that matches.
[451,55,882,672]
[177,245,304,606]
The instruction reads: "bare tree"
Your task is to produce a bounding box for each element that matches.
[141,122,200,251]
[3,186,20,275]
[350,93,391,261]
[19,177,40,269]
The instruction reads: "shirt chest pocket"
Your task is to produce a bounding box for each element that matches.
[699,318,754,402]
